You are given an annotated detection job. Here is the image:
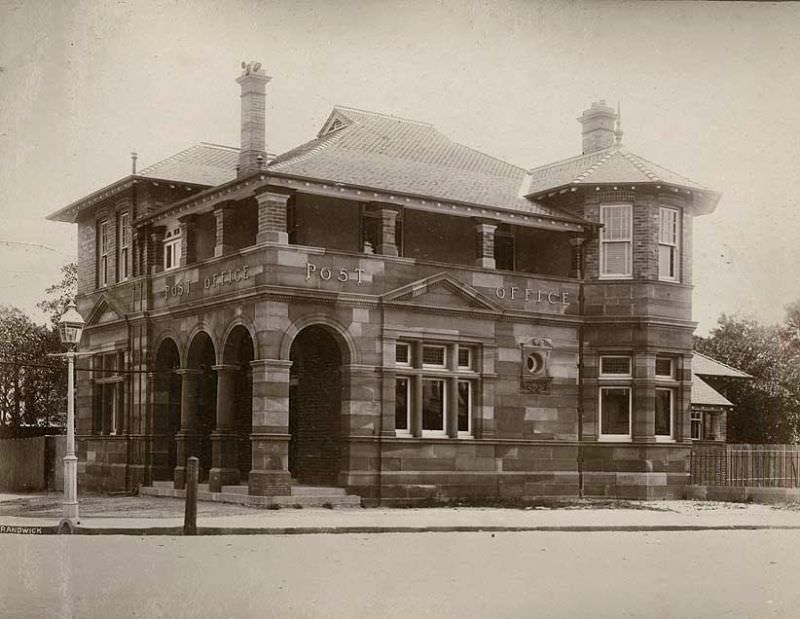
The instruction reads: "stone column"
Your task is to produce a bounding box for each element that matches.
[376,208,399,256]
[178,215,196,267]
[214,201,236,257]
[174,369,203,489]
[631,353,656,442]
[412,341,424,438]
[447,343,459,438]
[675,353,693,442]
[474,222,498,269]
[248,359,292,496]
[569,235,586,279]
[208,364,241,492]
[147,226,166,275]
[255,190,290,245]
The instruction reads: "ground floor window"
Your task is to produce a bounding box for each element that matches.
[395,377,410,432]
[421,378,445,433]
[599,386,631,439]
[690,410,702,440]
[655,388,674,440]
[93,351,126,435]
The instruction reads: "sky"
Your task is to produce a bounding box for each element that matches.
[1,0,799,333]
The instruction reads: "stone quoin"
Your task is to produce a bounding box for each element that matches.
[47,68,726,503]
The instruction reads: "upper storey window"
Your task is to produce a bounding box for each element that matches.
[164,227,182,271]
[600,204,632,278]
[658,207,679,281]
[97,219,110,287]
[118,211,130,281]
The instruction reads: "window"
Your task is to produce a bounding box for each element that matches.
[118,211,130,281]
[655,357,674,379]
[422,378,446,433]
[97,219,110,286]
[599,386,631,438]
[93,351,125,435]
[395,340,478,437]
[494,232,515,270]
[690,410,702,440]
[600,204,632,278]
[655,388,674,440]
[600,356,631,377]
[164,227,182,271]
[422,345,446,368]
[395,377,410,433]
[395,342,410,366]
[658,207,679,281]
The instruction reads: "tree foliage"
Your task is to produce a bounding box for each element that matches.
[37,262,77,326]
[695,313,800,444]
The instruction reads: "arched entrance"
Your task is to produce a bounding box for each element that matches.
[186,332,216,481]
[289,325,343,485]
[221,325,254,483]
[154,338,181,481]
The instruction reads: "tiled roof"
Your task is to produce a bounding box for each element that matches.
[692,352,752,379]
[138,143,239,186]
[691,375,734,407]
[268,106,585,221]
[525,144,714,197]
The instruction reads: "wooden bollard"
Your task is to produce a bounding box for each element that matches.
[183,456,199,535]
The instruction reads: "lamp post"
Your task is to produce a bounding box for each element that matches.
[56,302,85,527]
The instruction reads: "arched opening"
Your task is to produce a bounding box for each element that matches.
[186,332,217,481]
[289,325,344,485]
[222,325,255,481]
[154,338,181,480]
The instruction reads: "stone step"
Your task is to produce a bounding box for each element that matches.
[139,484,361,508]
[151,480,174,489]
[290,485,347,497]
[221,485,250,495]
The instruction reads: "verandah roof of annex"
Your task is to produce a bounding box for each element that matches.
[137,168,598,234]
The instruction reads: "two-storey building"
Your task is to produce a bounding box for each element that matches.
[47,64,720,502]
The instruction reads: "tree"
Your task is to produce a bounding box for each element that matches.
[0,306,65,435]
[695,313,800,443]
[37,262,77,326]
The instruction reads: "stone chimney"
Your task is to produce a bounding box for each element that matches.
[236,61,271,177]
[578,100,617,154]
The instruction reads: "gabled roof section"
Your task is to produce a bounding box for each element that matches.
[692,352,752,379]
[84,292,128,327]
[691,375,734,408]
[382,272,500,312]
[524,144,719,200]
[137,143,239,186]
[268,106,587,222]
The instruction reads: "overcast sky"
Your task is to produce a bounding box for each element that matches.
[1,0,799,333]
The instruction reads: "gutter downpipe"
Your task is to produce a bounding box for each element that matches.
[576,232,587,499]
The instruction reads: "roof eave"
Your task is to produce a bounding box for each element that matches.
[47,175,138,223]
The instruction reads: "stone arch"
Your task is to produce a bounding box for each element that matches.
[185,322,220,366]
[152,337,182,480]
[279,314,359,366]
[184,330,217,481]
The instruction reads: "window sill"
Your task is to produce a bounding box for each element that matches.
[597,435,632,442]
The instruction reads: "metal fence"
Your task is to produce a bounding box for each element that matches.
[690,445,800,488]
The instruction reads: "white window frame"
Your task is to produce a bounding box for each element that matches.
[422,345,447,369]
[118,211,130,281]
[658,207,679,282]
[457,379,473,436]
[98,219,109,286]
[598,385,632,441]
[599,355,632,378]
[600,204,632,279]
[655,387,674,442]
[394,376,411,436]
[655,357,675,379]
[457,347,473,370]
[395,342,411,367]
[690,410,703,440]
[163,228,182,271]
[421,377,447,436]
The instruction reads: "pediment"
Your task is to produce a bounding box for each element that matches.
[85,293,127,326]
[382,272,500,311]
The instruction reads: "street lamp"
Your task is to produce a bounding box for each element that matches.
[57,302,84,529]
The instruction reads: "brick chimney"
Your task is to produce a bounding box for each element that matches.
[236,62,271,177]
[578,100,617,154]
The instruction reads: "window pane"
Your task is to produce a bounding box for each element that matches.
[457,348,471,369]
[422,346,445,366]
[457,381,471,433]
[601,206,631,240]
[655,389,672,436]
[655,358,673,377]
[395,378,409,431]
[603,241,631,275]
[601,388,630,435]
[659,245,675,279]
[601,357,631,375]
[422,379,445,431]
[690,411,702,440]
[395,343,409,365]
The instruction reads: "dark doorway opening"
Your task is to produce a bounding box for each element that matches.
[187,332,216,482]
[289,325,343,485]
[223,326,254,482]
[154,339,181,480]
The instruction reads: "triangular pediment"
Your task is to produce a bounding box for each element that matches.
[85,293,127,326]
[317,108,356,138]
[382,272,500,311]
